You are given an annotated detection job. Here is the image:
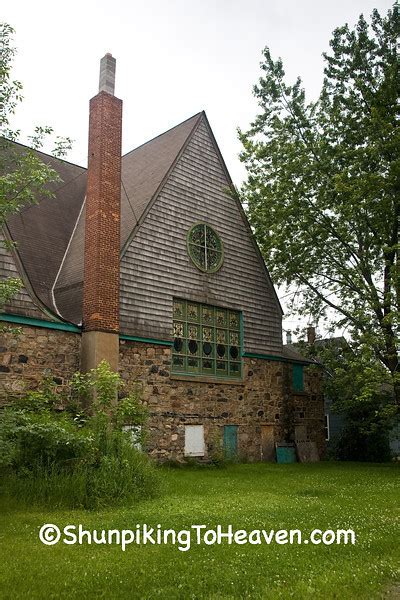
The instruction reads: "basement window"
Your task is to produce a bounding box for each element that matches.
[172,298,242,379]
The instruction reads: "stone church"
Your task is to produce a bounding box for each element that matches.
[0,54,325,461]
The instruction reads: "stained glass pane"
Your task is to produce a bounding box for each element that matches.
[229,312,240,330]
[189,224,206,246]
[230,331,239,346]
[206,226,220,250]
[172,355,184,367]
[216,310,227,326]
[202,327,213,342]
[202,305,214,324]
[202,359,213,370]
[173,322,184,337]
[188,325,198,339]
[187,303,199,322]
[189,243,206,269]
[229,362,241,377]
[173,300,185,319]
[187,357,199,372]
[216,329,226,344]
[217,361,227,374]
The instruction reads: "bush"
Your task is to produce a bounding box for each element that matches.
[331,394,395,462]
[335,425,392,462]
[0,361,160,508]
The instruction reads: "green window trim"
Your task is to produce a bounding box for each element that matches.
[187,223,224,273]
[172,298,242,379]
[292,364,304,392]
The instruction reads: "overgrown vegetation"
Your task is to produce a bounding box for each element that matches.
[299,337,398,461]
[0,361,159,508]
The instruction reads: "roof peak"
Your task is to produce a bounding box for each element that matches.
[122,111,204,159]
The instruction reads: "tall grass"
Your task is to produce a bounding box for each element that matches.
[2,442,160,509]
[0,361,161,509]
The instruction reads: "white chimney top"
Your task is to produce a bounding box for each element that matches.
[99,53,116,95]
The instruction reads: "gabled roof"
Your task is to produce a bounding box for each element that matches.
[282,344,318,365]
[4,114,203,321]
[4,111,283,327]
[3,142,86,314]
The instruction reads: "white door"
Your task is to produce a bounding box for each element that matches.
[184,425,205,457]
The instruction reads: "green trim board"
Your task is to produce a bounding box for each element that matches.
[243,351,313,366]
[0,315,172,345]
[0,314,314,368]
[120,334,173,346]
[0,313,81,333]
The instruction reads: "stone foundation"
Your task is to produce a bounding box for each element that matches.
[0,325,325,460]
[119,340,325,461]
[0,325,80,401]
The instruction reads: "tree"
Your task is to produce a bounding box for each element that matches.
[300,336,397,460]
[239,8,400,405]
[0,23,72,307]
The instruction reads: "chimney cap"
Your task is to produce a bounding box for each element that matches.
[99,53,116,95]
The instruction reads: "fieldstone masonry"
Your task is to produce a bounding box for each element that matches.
[0,326,325,461]
[0,326,80,400]
[119,340,325,461]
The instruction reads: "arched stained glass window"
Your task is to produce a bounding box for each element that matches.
[187,223,223,273]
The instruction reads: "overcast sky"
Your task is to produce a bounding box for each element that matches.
[3,0,393,337]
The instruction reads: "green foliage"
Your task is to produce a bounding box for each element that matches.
[335,401,393,462]
[0,23,72,309]
[0,361,158,508]
[301,337,398,460]
[239,8,400,403]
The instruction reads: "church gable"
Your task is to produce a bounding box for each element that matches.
[120,115,282,355]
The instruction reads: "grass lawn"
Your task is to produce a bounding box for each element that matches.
[0,462,399,599]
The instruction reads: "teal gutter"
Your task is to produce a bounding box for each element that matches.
[0,313,314,364]
[120,334,173,347]
[243,351,314,366]
[0,313,81,333]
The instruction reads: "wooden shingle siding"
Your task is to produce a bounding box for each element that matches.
[0,233,49,319]
[120,118,282,354]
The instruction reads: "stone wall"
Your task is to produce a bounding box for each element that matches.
[0,326,80,402]
[119,340,325,461]
[0,326,325,461]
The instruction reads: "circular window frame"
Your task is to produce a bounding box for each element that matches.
[186,222,224,273]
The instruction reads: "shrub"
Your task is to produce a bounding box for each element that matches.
[0,361,160,508]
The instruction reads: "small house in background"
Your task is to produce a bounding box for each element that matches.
[0,55,325,462]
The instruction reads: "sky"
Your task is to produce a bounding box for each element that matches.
[3,0,393,339]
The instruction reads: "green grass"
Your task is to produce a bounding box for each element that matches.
[0,462,399,599]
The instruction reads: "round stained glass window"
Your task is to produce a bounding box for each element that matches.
[187,223,223,273]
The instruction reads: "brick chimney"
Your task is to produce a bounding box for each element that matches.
[81,54,122,373]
